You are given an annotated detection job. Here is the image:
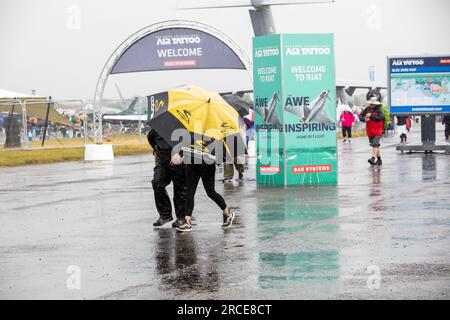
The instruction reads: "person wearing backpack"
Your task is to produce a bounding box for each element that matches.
[359,96,385,166]
[381,103,391,134]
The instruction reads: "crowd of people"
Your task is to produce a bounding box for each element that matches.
[148,91,450,231]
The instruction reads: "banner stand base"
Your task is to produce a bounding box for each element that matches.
[396,116,450,154]
[396,144,450,154]
[84,144,114,161]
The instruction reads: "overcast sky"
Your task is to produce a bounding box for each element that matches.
[1,0,449,100]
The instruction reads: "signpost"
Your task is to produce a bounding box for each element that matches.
[253,34,337,186]
[388,55,450,153]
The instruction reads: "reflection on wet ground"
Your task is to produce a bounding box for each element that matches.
[256,187,340,289]
[0,129,449,299]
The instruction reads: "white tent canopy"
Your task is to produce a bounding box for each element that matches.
[0,88,41,99]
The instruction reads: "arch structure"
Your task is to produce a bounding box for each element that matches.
[93,20,253,143]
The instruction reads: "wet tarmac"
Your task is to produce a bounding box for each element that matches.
[1,127,449,299]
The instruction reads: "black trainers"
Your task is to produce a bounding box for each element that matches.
[222,211,235,229]
[238,173,244,180]
[375,158,382,166]
[176,219,192,232]
[153,216,173,227]
[172,218,185,228]
[368,157,376,166]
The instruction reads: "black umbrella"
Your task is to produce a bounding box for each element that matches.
[221,94,252,118]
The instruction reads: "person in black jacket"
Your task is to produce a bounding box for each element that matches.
[442,115,450,140]
[147,128,187,228]
[396,115,408,143]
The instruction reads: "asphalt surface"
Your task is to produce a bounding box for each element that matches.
[0,125,449,299]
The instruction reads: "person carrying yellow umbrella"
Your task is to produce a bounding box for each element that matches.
[147,85,246,232]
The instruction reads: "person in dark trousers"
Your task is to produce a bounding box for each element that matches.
[175,153,235,232]
[359,96,385,166]
[396,115,408,143]
[339,108,355,143]
[442,115,450,140]
[147,128,187,228]
[223,162,244,182]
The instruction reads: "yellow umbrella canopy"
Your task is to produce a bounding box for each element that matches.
[148,85,246,163]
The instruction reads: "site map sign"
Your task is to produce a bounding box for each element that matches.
[388,55,450,114]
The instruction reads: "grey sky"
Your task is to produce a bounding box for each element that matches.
[1,0,449,100]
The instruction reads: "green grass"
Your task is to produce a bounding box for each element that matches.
[336,129,367,139]
[27,134,144,148]
[0,144,151,168]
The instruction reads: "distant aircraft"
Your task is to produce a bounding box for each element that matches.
[101,84,146,122]
[103,97,146,122]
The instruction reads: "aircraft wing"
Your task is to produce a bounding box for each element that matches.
[178,0,334,9]
[103,115,147,121]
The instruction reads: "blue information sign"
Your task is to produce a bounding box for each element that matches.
[388,55,450,114]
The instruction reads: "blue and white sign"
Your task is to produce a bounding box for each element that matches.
[388,55,450,114]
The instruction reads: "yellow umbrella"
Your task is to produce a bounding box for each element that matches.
[148,85,246,163]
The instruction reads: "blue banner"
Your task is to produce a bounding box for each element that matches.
[111,28,245,74]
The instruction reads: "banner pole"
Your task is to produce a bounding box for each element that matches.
[41,96,51,147]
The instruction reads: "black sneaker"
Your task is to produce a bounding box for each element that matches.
[176,219,192,232]
[172,218,185,228]
[222,211,235,229]
[375,158,382,166]
[153,216,173,227]
[368,157,376,166]
[238,173,244,180]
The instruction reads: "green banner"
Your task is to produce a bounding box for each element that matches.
[253,34,337,186]
[283,34,337,185]
[253,35,284,185]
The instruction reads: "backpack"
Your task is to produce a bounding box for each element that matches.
[381,104,390,130]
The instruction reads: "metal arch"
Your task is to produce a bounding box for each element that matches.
[93,19,253,144]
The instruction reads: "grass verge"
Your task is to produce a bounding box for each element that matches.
[0,144,151,168]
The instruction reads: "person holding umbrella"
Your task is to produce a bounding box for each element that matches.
[147,127,187,228]
[147,85,245,232]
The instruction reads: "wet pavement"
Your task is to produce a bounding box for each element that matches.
[0,126,449,299]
